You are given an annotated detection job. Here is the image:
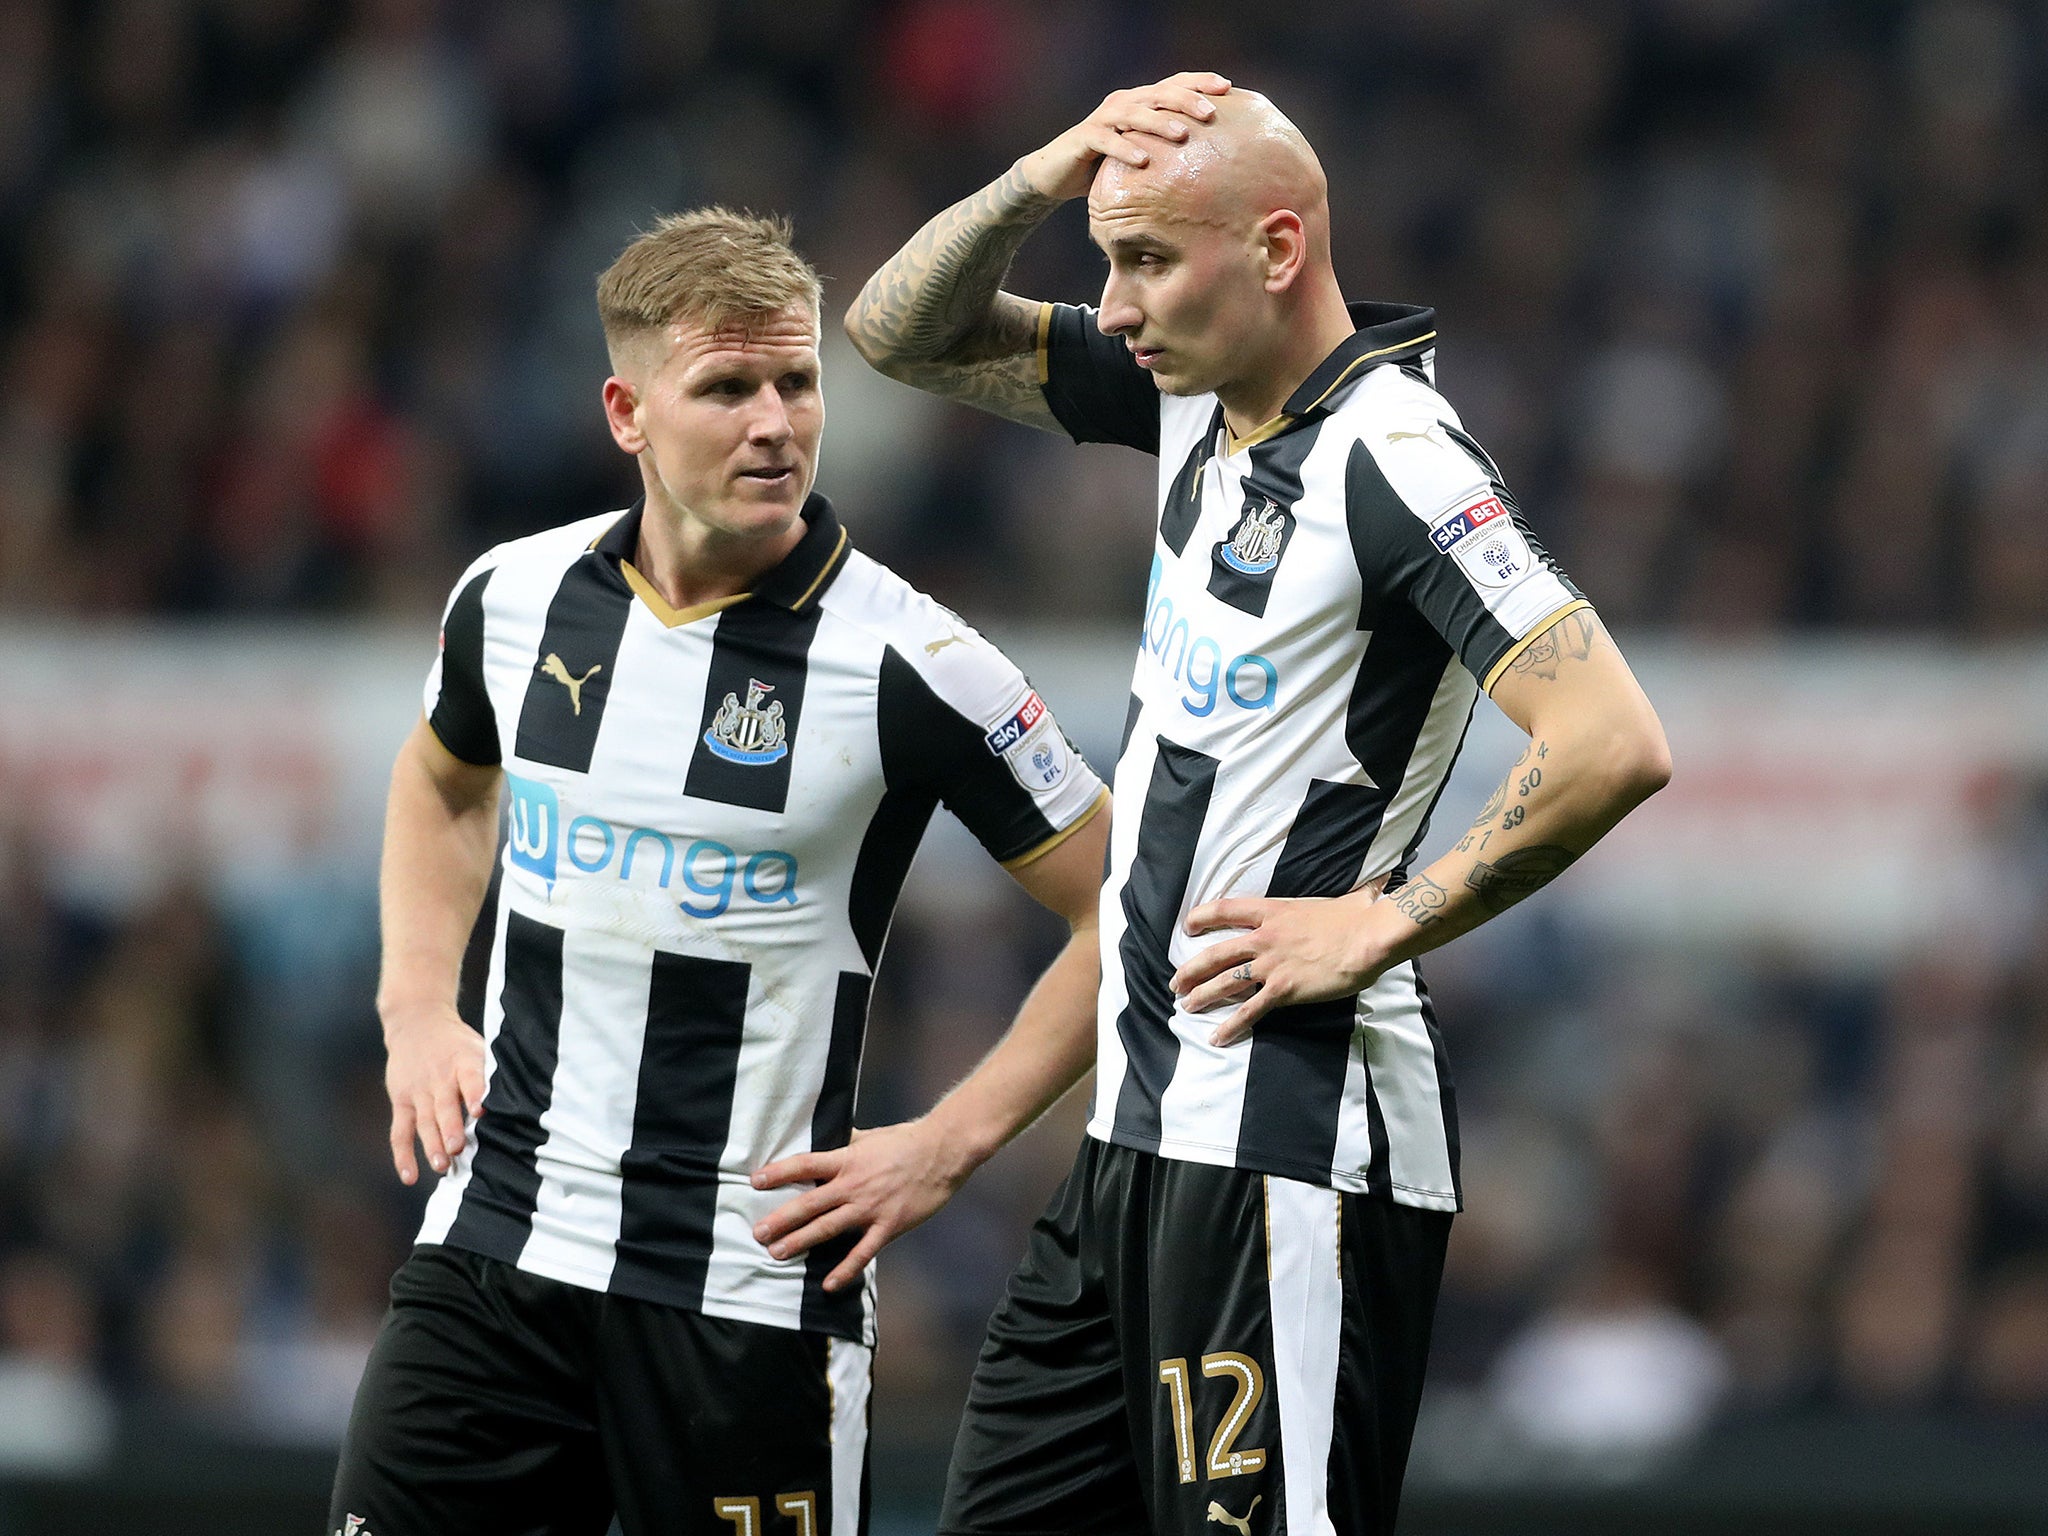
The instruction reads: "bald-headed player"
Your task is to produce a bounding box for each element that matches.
[814,78,1671,1534]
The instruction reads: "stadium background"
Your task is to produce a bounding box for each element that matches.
[3,0,2047,1531]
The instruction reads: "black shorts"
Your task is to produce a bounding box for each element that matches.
[941,1138,1450,1536]
[330,1245,871,1536]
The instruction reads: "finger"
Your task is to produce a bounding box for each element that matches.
[1108,106,1197,142]
[1153,71,1232,98]
[752,1150,841,1191]
[1187,898,1272,935]
[823,1230,890,1293]
[754,1184,843,1246]
[1171,940,1257,995]
[413,1095,451,1175]
[1161,84,1226,117]
[1212,987,1280,1047]
[435,1083,468,1160]
[1086,127,1150,168]
[764,1206,865,1263]
[1183,971,1260,1014]
[458,1055,486,1119]
[389,1103,419,1186]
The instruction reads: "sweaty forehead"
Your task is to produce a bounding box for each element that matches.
[1087,136,1242,240]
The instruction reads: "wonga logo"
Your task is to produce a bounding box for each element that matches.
[503,772,798,918]
[1141,557,1280,718]
[507,773,561,884]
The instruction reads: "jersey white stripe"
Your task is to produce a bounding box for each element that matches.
[826,1338,871,1536]
[516,926,652,1289]
[1265,1175,1344,1536]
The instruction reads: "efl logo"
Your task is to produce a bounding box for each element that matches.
[984,692,1048,755]
[1429,495,1508,554]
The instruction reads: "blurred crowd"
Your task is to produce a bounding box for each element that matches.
[2,0,2047,628]
[3,0,2048,1474]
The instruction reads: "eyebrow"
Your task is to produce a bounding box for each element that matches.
[1094,230,1175,256]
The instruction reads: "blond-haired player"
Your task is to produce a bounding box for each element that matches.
[330,209,1111,1536]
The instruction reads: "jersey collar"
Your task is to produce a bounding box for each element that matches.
[1280,301,1437,421]
[593,492,852,613]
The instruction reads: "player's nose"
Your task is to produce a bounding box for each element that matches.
[745,383,794,442]
[1097,275,1142,337]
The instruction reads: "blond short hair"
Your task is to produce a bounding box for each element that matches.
[596,207,823,361]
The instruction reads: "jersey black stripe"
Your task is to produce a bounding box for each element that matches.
[1157,419,1216,557]
[1206,418,1321,617]
[1119,693,1143,760]
[847,788,936,971]
[512,555,634,773]
[444,909,565,1258]
[1342,608,1461,798]
[1238,780,1391,1186]
[1110,738,1219,1148]
[431,565,499,765]
[801,969,875,1336]
[684,600,826,813]
[612,949,754,1307]
[1345,439,1518,680]
[876,645,1058,866]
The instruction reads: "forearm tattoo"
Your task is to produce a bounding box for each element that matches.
[846,167,1060,423]
[1465,845,1579,915]
[1454,739,1547,855]
[1508,608,1601,682]
[1390,875,1451,928]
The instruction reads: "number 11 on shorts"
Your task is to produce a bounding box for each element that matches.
[1158,1352,1268,1483]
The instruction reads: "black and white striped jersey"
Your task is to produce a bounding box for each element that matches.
[412,495,1105,1344]
[1039,300,1587,1211]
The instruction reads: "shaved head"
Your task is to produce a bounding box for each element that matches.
[1084,85,1354,425]
[1089,90,1331,259]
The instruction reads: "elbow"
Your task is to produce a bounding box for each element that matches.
[842,294,909,376]
[841,300,886,367]
[1603,718,1673,809]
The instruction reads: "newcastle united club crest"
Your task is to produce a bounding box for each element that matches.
[1219,497,1288,575]
[704,678,789,765]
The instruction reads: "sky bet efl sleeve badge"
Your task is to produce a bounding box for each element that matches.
[985,688,1070,792]
[1430,493,1533,589]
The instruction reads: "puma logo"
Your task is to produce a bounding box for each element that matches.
[540,653,602,715]
[1206,1497,1261,1535]
[925,631,969,656]
[1386,427,1444,445]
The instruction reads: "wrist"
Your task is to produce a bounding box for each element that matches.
[378,990,457,1041]
[1341,887,1403,986]
[920,1100,1003,1184]
[1006,154,1074,213]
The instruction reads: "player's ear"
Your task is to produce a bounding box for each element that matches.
[1257,210,1308,294]
[602,375,645,454]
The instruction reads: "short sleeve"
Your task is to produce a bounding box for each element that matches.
[424,559,501,766]
[1344,434,1586,691]
[877,640,1106,869]
[1039,302,1161,455]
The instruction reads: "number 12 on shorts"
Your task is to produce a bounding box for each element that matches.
[713,1492,816,1536]
[1158,1352,1268,1482]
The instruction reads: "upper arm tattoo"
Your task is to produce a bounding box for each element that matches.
[846,167,1062,431]
[1507,607,1602,683]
